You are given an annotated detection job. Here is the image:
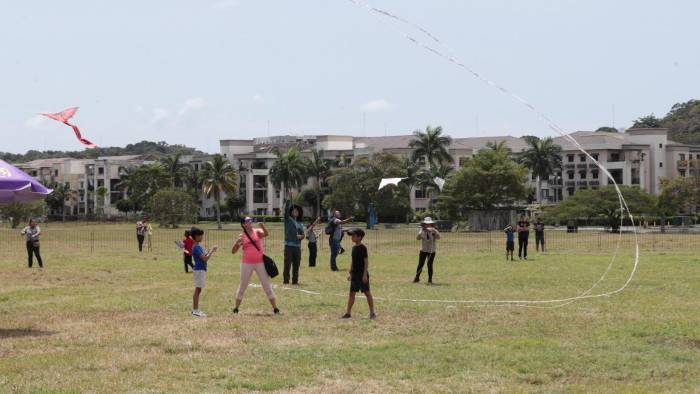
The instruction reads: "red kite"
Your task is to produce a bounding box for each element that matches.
[41,107,97,149]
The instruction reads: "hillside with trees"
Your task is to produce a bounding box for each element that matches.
[631,99,700,144]
[0,140,204,163]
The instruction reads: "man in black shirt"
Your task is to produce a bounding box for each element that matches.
[341,228,376,320]
[517,215,530,260]
[534,218,545,252]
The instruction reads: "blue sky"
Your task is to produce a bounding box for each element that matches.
[1,0,697,154]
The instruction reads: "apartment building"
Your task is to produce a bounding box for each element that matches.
[220,128,700,215]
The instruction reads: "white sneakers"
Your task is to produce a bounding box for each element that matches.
[191,310,206,317]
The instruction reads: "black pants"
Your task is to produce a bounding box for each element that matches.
[26,241,43,268]
[284,245,301,284]
[535,233,545,251]
[308,242,317,267]
[137,234,145,252]
[518,236,529,258]
[415,251,436,282]
[184,254,194,272]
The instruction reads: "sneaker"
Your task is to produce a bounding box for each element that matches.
[339,247,345,255]
[192,310,206,317]
[369,313,377,320]
[273,308,280,315]
[341,313,351,319]
[232,308,239,314]
[413,278,420,283]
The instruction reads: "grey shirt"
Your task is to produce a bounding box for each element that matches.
[332,218,344,241]
[22,226,40,242]
[417,228,440,253]
[307,227,317,243]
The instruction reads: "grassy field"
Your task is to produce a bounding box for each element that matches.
[1,224,700,392]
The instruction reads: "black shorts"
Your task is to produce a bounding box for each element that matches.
[350,277,370,293]
[506,240,514,251]
[535,233,545,242]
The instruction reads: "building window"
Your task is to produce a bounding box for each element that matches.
[80,181,84,189]
[592,153,599,161]
[253,190,268,204]
[567,171,574,180]
[531,173,537,181]
[54,170,59,176]
[458,157,468,166]
[610,152,621,162]
[415,187,427,199]
[592,170,599,179]
[567,187,575,196]
[579,170,587,179]
[679,169,686,177]
[610,169,623,184]
[659,143,663,149]
[567,154,574,163]
[252,160,267,169]
[97,179,104,187]
[275,190,280,199]
[194,164,199,171]
[98,167,104,175]
[659,162,663,168]
[579,154,586,162]
[680,153,686,161]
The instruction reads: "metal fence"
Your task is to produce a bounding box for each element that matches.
[2,226,698,262]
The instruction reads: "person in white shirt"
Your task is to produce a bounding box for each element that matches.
[21,218,43,268]
[413,217,440,284]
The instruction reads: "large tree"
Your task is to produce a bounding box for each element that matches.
[658,177,700,216]
[201,154,237,229]
[662,99,700,144]
[436,149,528,219]
[632,114,663,128]
[117,164,170,212]
[546,186,657,229]
[518,137,562,204]
[409,125,453,169]
[160,152,188,188]
[307,148,331,217]
[150,189,198,228]
[0,201,46,228]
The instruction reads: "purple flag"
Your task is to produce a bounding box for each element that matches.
[0,159,53,203]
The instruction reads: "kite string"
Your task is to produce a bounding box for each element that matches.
[338,0,640,306]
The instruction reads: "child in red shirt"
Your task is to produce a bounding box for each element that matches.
[183,230,194,273]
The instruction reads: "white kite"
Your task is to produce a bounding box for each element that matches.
[378,177,406,190]
[433,177,445,191]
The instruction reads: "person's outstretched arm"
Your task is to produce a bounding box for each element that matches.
[258,222,269,238]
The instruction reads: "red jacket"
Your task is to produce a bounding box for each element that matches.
[183,237,194,256]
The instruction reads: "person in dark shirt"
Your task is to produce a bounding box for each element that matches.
[504,224,515,261]
[534,218,545,252]
[341,228,376,320]
[517,215,530,260]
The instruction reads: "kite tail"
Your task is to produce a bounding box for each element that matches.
[65,121,97,149]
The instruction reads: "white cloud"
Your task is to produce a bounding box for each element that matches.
[252,94,264,103]
[150,108,170,124]
[177,97,206,117]
[362,99,392,112]
[213,0,238,10]
[24,115,49,130]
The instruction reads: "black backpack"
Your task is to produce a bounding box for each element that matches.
[324,218,336,235]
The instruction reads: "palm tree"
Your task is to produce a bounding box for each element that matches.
[409,125,453,170]
[201,154,237,229]
[269,146,310,201]
[160,152,187,188]
[484,140,512,157]
[417,162,455,208]
[518,137,562,204]
[307,149,330,217]
[96,186,108,220]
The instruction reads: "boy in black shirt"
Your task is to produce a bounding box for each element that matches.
[341,228,376,320]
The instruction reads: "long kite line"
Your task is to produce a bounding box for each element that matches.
[320,0,640,307]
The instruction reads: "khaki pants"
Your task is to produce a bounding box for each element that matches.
[237,263,275,300]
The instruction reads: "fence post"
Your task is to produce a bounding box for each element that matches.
[652,232,656,251]
[598,232,601,249]
[488,231,492,253]
[91,232,94,253]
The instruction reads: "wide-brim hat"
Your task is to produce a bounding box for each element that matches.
[422,217,435,224]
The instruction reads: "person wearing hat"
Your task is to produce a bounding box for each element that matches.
[283,191,305,285]
[135,217,148,252]
[413,217,440,284]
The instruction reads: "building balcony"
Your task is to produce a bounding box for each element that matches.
[589,181,600,186]
[564,164,575,169]
[576,164,588,169]
[576,181,588,186]
[565,181,576,187]
[588,163,599,169]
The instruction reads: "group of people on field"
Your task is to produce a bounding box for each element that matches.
[504,216,546,261]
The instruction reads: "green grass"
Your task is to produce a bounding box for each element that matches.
[1,224,700,392]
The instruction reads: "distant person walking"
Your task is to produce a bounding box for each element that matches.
[136,218,148,252]
[231,217,280,315]
[307,217,321,267]
[21,218,43,268]
[327,210,354,271]
[413,217,440,284]
[534,218,545,252]
[517,215,530,260]
[283,191,305,285]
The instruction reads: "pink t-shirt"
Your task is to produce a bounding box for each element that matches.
[241,229,264,264]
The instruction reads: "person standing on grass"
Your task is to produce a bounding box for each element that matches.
[190,227,218,317]
[329,210,354,271]
[283,191,305,285]
[21,218,43,268]
[413,217,440,284]
[534,218,545,252]
[182,230,194,273]
[136,218,147,252]
[504,224,515,261]
[341,228,376,320]
[231,217,280,315]
[517,215,530,260]
[307,217,321,267]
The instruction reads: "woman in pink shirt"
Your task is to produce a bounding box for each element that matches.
[231,217,279,315]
